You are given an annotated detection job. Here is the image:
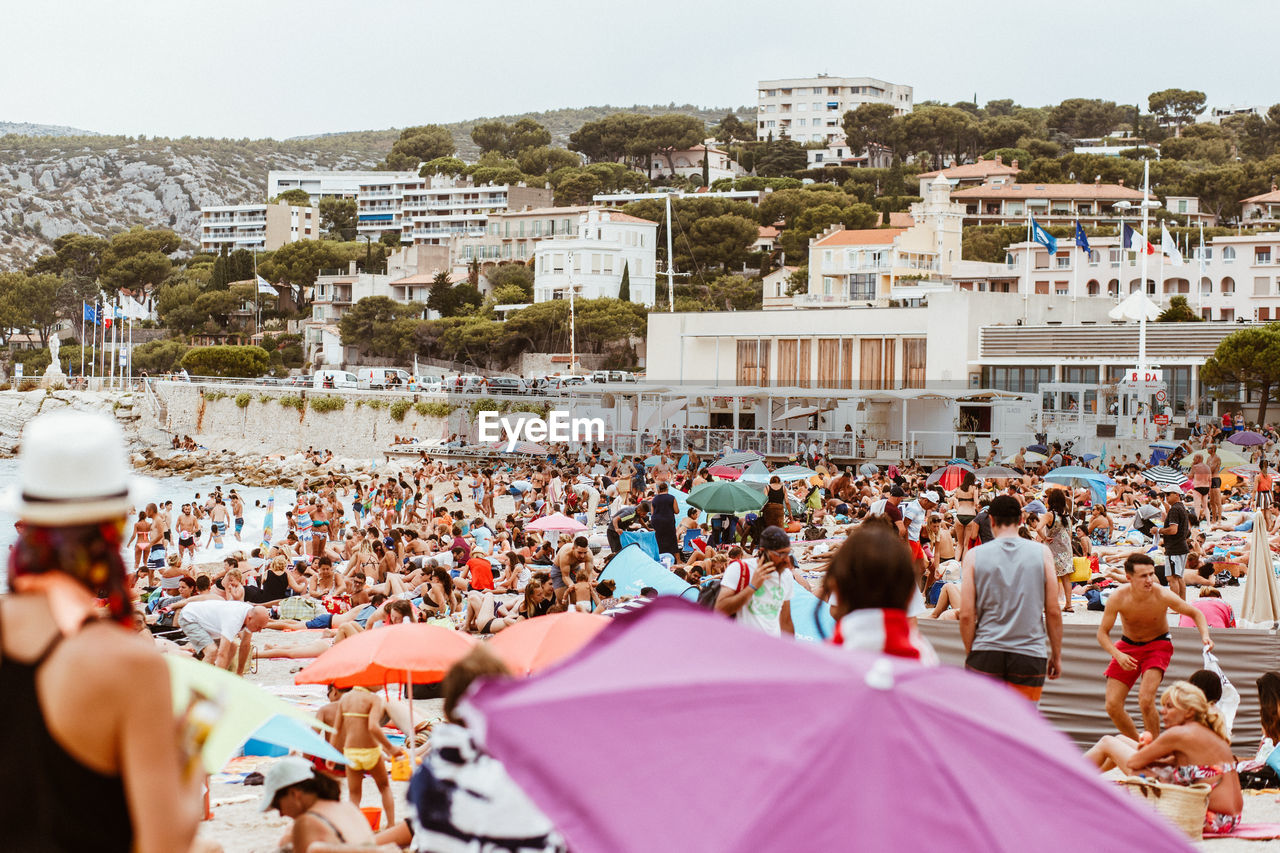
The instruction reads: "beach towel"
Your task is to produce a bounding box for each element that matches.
[1203,823,1280,840]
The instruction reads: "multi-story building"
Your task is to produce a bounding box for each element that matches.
[532,209,658,306]
[1241,185,1280,228]
[795,175,964,309]
[1207,105,1267,125]
[356,174,553,246]
[950,180,1148,228]
[807,142,892,169]
[593,188,767,208]
[267,171,415,204]
[916,155,1020,196]
[756,75,912,143]
[199,201,319,254]
[458,205,594,265]
[647,144,745,183]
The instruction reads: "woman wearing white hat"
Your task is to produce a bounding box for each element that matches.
[0,411,202,852]
[260,756,378,850]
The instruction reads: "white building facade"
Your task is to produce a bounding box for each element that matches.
[533,210,658,306]
[356,174,554,246]
[756,75,912,143]
[267,171,414,204]
[199,201,318,253]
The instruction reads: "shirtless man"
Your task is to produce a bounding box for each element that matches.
[333,685,402,825]
[1207,445,1223,522]
[176,504,200,564]
[1097,552,1214,739]
[206,497,230,550]
[553,536,594,605]
[144,503,167,581]
[230,491,245,540]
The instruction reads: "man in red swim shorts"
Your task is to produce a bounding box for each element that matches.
[1097,553,1213,739]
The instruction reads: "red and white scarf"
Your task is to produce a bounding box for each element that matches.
[831,608,938,665]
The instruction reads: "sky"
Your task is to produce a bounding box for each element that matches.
[3,0,1277,139]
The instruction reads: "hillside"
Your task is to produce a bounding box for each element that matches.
[0,121,99,138]
[0,104,750,269]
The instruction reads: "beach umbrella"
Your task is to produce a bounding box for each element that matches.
[166,655,336,774]
[486,611,610,676]
[1241,511,1280,629]
[296,623,476,689]
[1227,430,1268,447]
[1231,465,1261,478]
[706,465,743,480]
[1044,466,1111,505]
[643,455,661,467]
[463,599,1192,853]
[771,464,820,482]
[738,460,773,484]
[1180,446,1247,470]
[1003,451,1047,465]
[1142,466,1188,489]
[717,450,763,467]
[925,463,972,491]
[686,481,767,514]
[261,495,273,549]
[974,465,1020,480]
[598,544,696,599]
[1027,443,1050,454]
[528,513,587,533]
[248,715,346,766]
[512,441,549,455]
[1078,453,1099,462]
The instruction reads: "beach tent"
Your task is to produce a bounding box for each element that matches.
[1241,510,1280,628]
[790,582,836,642]
[617,530,659,560]
[599,544,696,599]
[738,460,772,484]
[465,599,1192,853]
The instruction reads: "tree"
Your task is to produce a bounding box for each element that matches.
[516,146,581,176]
[554,171,603,206]
[97,227,180,295]
[1148,89,1207,136]
[272,189,312,206]
[491,284,531,305]
[426,271,457,318]
[131,339,189,374]
[383,125,455,170]
[713,112,752,145]
[179,345,270,378]
[618,262,630,302]
[257,240,347,287]
[841,103,898,155]
[569,113,649,163]
[1199,324,1280,424]
[28,233,108,278]
[419,156,468,177]
[754,139,808,176]
[318,197,357,240]
[1047,98,1127,139]
[687,215,759,273]
[471,118,551,158]
[155,281,207,333]
[0,272,61,346]
[630,114,705,174]
[1156,295,1202,322]
[339,296,425,354]
[208,249,255,289]
[484,263,533,300]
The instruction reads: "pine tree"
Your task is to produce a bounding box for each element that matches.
[618,262,630,302]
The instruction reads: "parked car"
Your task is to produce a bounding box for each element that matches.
[357,367,411,390]
[314,370,357,390]
[413,376,445,393]
[488,377,527,395]
[608,371,638,383]
[283,374,313,388]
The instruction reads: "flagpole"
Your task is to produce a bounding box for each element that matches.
[1198,220,1206,318]
[80,302,86,381]
[1023,207,1031,323]
[1139,159,1150,377]
[1071,221,1079,325]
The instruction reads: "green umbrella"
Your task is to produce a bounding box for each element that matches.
[685,481,767,514]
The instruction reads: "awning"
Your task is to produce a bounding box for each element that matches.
[643,399,688,430]
[775,405,818,421]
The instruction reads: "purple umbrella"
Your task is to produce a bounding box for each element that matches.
[464,599,1191,853]
[1227,430,1268,447]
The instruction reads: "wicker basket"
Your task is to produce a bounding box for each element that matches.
[1118,776,1211,840]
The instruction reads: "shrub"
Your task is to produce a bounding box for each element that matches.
[204,390,227,402]
[278,394,304,412]
[132,339,189,374]
[258,394,271,404]
[179,345,270,378]
[235,392,252,408]
[468,397,508,422]
[18,380,39,392]
[415,401,454,417]
[365,399,386,410]
[389,400,411,422]
[310,395,346,413]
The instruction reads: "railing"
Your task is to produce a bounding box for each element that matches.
[907,430,1037,460]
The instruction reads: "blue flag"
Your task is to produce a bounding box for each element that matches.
[82,303,98,325]
[1030,218,1057,254]
[1074,221,1091,254]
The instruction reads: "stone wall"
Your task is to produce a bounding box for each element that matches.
[155,384,454,457]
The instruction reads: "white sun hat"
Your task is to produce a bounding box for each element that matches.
[1,410,150,525]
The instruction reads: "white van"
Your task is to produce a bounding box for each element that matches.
[357,368,410,390]
[314,370,358,390]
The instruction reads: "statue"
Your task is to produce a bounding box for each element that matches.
[40,335,67,390]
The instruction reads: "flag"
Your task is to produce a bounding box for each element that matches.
[1074,221,1091,255]
[120,295,148,320]
[256,274,276,296]
[1161,224,1184,265]
[1030,218,1057,254]
[1123,223,1155,255]
[83,303,99,325]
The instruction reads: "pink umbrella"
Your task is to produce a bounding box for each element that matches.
[705,465,741,480]
[465,599,1191,853]
[527,513,587,533]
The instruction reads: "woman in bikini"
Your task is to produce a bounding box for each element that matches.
[127,510,150,573]
[952,472,978,558]
[1085,681,1242,834]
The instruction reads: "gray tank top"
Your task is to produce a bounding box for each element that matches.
[970,536,1048,657]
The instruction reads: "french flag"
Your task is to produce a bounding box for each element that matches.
[1123,223,1155,255]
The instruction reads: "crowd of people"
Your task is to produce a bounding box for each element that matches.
[9,406,1280,850]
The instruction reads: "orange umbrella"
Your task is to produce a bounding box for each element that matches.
[295,623,476,689]
[486,611,610,676]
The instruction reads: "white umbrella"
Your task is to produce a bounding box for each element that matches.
[1241,511,1280,628]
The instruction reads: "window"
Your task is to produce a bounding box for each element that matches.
[1086,280,1100,295]
[1262,308,1272,321]
[1055,282,1069,295]
[1200,277,1212,294]
[1055,254,1071,268]
[1255,276,1270,296]
[1109,248,1122,267]
[1223,247,1236,262]
[848,273,876,300]
[1222,276,1235,294]
[1221,308,1235,321]
[1088,250,1100,265]
[1257,247,1272,264]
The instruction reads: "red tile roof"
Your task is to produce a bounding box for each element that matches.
[758,226,780,238]
[918,159,1020,180]
[950,183,1147,200]
[887,211,915,228]
[813,227,906,247]
[1242,190,1280,204]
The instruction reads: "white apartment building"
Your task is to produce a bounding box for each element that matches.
[647,144,745,183]
[457,205,594,265]
[533,209,658,306]
[267,171,416,204]
[756,75,912,143]
[356,174,553,246]
[199,201,318,253]
[797,175,964,308]
[1003,230,1280,323]
[593,188,767,208]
